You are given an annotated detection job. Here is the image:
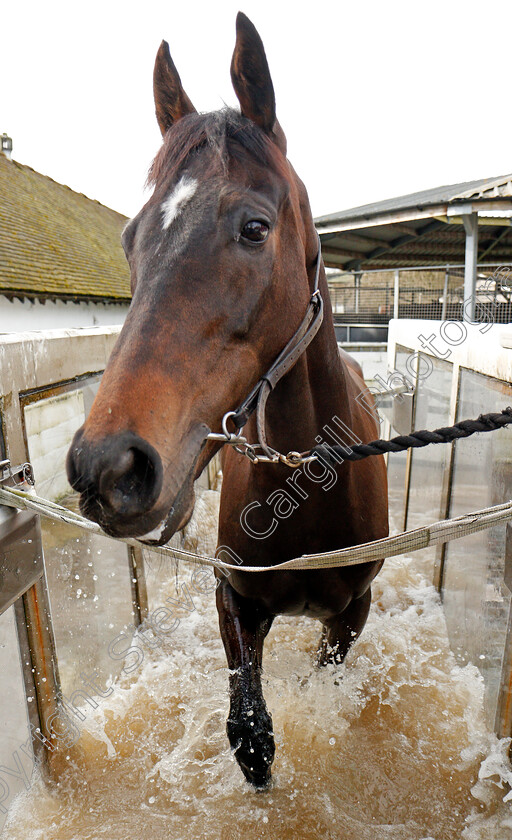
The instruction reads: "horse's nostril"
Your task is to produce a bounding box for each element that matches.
[98,446,159,516]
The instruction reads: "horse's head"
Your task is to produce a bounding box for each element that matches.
[66,13,321,543]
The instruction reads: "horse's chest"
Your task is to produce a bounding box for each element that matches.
[227,568,355,621]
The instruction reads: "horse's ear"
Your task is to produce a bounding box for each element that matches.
[153,40,196,136]
[231,13,277,137]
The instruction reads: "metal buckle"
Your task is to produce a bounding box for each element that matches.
[221,411,244,440]
[310,289,322,312]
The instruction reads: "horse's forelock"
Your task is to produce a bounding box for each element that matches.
[147,108,286,190]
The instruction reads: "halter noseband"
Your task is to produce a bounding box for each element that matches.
[206,236,324,466]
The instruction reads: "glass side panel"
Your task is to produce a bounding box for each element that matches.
[24,385,134,698]
[406,354,453,574]
[442,369,512,728]
[386,347,413,532]
[143,488,220,614]
[0,606,33,832]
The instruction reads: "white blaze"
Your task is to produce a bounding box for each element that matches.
[139,519,168,541]
[161,176,197,230]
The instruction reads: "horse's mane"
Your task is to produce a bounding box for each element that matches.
[147,108,285,188]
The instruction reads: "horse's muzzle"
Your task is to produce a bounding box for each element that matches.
[66,429,165,536]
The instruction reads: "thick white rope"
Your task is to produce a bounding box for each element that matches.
[1,485,511,573]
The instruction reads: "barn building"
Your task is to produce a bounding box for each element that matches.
[316,175,512,343]
[0,136,130,333]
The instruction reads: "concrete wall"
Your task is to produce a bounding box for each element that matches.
[0,295,129,334]
[25,390,86,501]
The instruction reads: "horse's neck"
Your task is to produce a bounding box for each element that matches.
[264,273,353,455]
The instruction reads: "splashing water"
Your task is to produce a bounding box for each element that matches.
[3,491,512,840]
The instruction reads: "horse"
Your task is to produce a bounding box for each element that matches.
[66,12,388,788]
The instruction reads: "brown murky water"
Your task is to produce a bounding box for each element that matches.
[3,493,512,840]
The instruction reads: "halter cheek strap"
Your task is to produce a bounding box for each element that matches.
[209,235,324,464]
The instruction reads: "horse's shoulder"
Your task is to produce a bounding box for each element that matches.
[338,346,364,386]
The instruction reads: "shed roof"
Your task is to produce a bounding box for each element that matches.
[0,153,131,302]
[315,174,512,272]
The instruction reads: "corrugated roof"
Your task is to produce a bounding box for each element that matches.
[315,174,512,271]
[0,153,131,301]
[315,174,512,228]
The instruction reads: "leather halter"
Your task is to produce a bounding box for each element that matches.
[207,236,324,466]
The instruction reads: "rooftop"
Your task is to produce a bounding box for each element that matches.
[0,153,131,302]
[315,174,512,271]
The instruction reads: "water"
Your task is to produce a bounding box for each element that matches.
[3,492,512,839]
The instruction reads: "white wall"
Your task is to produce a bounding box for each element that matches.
[25,390,86,501]
[0,295,129,333]
[387,319,512,383]
[347,347,388,387]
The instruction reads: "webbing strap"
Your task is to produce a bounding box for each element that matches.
[1,486,511,574]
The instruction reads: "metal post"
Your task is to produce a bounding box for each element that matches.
[441,266,449,321]
[354,272,361,315]
[393,269,399,319]
[495,523,512,739]
[463,212,479,322]
[128,546,149,626]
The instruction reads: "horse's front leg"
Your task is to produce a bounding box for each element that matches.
[216,578,275,787]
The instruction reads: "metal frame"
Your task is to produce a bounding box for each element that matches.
[0,465,59,769]
[390,345,512,739]
[433,365,462,594]
[496,523,512,738]
[0,327,149,774]
[327,261,509,276]
[461,211,479,322]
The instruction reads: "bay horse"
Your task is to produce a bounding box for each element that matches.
[67,13,388,788]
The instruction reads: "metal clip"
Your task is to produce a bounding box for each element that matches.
[279,451,318,468]
[0,460,35,486]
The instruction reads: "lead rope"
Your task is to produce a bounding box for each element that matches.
[210,406,512,469]
[310,407,512,466]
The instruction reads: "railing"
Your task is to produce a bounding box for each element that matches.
[328,263,512,330]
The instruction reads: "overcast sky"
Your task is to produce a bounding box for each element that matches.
[3,1,511,221]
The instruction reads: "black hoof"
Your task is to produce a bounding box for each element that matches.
[239,760,272,789]
[227,709,275,788]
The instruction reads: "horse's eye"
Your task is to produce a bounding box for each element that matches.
[240,220,269,243]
